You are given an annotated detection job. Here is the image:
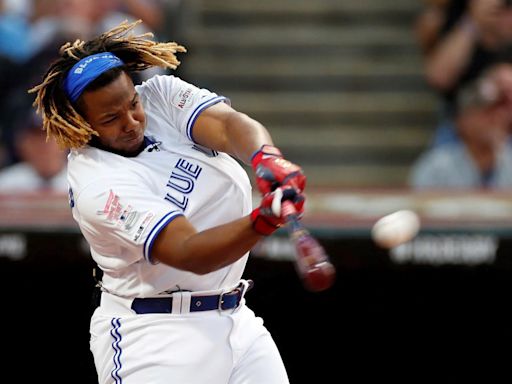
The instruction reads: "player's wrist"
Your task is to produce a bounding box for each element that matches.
[250,145,282,170]
[250,207,281,236]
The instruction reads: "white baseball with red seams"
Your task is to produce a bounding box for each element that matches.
[371,210,421,249]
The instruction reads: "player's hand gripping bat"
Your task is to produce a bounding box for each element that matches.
[281,201,336,292]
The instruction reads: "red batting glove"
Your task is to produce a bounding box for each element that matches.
[251,145,306,195]
[250,186,305,236]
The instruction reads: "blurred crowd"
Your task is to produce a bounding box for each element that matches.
[0,0,183,192]
[1,0,512,193]
[410,0,512,189]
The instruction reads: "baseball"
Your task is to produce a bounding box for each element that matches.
[371,210,420,249]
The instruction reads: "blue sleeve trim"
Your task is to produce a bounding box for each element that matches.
[143,210,184,264]
[250,147,262,162]
[186,96,229,143]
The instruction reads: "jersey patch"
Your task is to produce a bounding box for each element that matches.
[172,86,197,110]
[133,212,155,242]
[98,190,151,237]
[100,190,123,221]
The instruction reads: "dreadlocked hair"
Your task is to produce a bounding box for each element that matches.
[28,19,187,149]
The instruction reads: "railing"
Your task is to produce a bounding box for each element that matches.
[1,189,511,268]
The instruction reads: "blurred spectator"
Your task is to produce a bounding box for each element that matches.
[3,0,31,16]
[0,112,68,192]
[94,0,166,34]
[47,0,173,80]
[54,0,170,39]
[0,0,182,166]
[117,0,186,42]
[114,0,184,41]
[0,0,90,165]
[31,0,90,53]
[0,134,6,167]
[415,0,512,146]
[0,0,31,63]
[0,0,83,64]
[409,63,512,189]
[415,0,451,55]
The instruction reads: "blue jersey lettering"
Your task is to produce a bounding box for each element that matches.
[164,158,202,210]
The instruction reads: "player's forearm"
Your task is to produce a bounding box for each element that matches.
[193,103,274,163]
[223,112,274,164]
[152,216,262,275]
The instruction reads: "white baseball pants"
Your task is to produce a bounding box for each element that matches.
[90,292,289,384]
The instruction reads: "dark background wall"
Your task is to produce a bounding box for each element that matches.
[3,231,512,383]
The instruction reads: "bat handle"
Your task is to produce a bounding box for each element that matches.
[281,200,302,232]
[281,200,296,215]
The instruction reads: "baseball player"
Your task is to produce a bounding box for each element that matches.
[29,20,306,384]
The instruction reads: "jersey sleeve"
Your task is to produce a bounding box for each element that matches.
[138,75,230,143]
[75,179,183,265]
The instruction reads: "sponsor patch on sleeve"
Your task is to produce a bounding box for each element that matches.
[172,86,197,110]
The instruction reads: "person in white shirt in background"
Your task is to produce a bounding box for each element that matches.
[410,63,512,189]
[0,111,68,192]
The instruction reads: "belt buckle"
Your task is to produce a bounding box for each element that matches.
[218,280,251,313]
[217,289,238,312]
[217,291,229,311]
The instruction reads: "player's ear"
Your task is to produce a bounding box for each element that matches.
[74,98,87,118]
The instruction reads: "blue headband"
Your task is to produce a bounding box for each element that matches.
[64,52,124,102]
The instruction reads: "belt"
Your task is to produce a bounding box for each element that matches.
[131,279,254,314]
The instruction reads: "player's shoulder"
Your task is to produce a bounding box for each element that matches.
[136,74,191,95]
[67,148,131,193]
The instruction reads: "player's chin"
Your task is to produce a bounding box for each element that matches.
[121,132,145,154]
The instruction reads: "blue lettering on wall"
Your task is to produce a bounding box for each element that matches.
[164,158,202,210]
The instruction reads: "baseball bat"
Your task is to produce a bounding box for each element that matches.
[281,201,336,292]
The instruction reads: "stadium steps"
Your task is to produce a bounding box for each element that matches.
[180,0,437,187]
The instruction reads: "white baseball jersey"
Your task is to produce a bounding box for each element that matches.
[67,75,253,298]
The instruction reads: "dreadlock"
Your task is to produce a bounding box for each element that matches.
[28,20,186,149]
